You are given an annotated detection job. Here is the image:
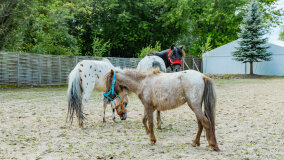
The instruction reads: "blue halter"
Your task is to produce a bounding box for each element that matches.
[103,72,121,101]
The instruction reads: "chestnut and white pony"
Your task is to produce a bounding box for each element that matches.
[137,46,185,129]
[104,69,220,151]
[137,55,166,129]
[67,59,127,128]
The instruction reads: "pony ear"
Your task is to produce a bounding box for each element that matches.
[179,46,184,50]
[110,69,114,76]
[170,45,175,50]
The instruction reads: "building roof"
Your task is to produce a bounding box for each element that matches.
[203,39,284,57]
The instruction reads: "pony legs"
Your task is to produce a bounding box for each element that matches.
[78,91,91,128]
[191,119,203,147]
[148,111,156,144]
[103,102,107,122]
[111,102,117,122]
[143,106,156,144]
[78,97,86,128]
[102,102,117,123]
[188,102,219,151]
[142,110,149,134]
[156,111,162,129]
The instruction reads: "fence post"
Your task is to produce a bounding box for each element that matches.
[182,59,184,71]
[38,55,42,85]
[59,56,62,84]
[245,63,247,74]
[191,57,194,69]
[17,53,20,86]
[201,58,203,73]
[192,57,200,72]
[75,56,78,64]
[182,58,190,70]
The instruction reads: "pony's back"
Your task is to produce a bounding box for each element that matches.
[137,56,166,72]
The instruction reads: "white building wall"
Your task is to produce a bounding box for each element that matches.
[252,55,284,76]
[202,41,284,76]
[203,56,247,74]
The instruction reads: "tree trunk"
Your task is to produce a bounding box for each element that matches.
[249,61,253,75]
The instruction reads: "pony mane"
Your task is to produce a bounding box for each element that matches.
[104,68,161,82]
[123,68,161,77]
[152,68,161,74]
[146,46,186,58]
[103,67,120,80]
[103,71,111,81]
[178,46,186,58]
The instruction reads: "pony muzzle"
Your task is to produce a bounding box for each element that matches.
[115,103,128,120]
[171,60,182,72]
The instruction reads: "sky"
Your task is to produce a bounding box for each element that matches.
[276,0,284,9]
[268,0,284,42]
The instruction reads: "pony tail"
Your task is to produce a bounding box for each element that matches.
[66,66,83,127]
[203,77,217,142]
[152,61,162,71]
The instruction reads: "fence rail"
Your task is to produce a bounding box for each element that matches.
[0,52,201,86]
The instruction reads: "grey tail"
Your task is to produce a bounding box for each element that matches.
[66,68,84,127]
[203,77,217,144]
[152,61,162,71]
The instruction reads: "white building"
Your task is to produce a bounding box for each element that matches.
[202,40,284,76]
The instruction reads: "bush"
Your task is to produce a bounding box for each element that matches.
[137,41,161,58]
[92,37,111,57]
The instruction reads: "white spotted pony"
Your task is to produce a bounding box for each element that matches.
[137,56,166,72]
[67,59,128,128]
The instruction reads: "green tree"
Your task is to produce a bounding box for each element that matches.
[2,0,79,55]
[232,0,271,75]
[182,0,246,57]
[201,35,213,55]
[70,0,191,57]
[0,0,26,50]
[1,0,282,58]
[180,0,283,57]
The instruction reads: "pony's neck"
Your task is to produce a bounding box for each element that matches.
[154,49,170,67]
[117,70,146,93]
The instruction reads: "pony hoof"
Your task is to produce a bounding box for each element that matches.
[150,139,156,145]
[191,141,200,147]
[208,145,220,152]
[157,126,162,130]
[79,123,85,129]
[113,119,118,123]
[103,118,106,123]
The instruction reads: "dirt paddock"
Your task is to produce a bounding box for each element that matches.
[0,78,284,159]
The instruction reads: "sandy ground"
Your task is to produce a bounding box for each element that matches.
[0,78,284,160]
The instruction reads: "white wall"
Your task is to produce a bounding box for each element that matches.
[203,55,247,74]
[202,42,284,76]
[252,55,284,76]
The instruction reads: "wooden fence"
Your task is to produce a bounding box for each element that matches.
[0,52,201,86]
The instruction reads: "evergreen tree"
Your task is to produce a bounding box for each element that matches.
[280,27,284,41]
[232,0,271,75]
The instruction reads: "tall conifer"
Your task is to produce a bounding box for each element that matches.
[232,0,271,75]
